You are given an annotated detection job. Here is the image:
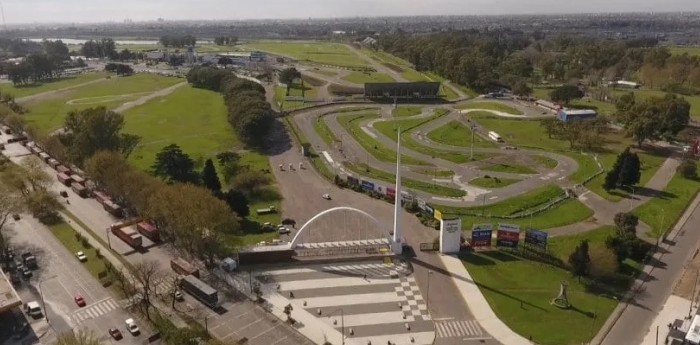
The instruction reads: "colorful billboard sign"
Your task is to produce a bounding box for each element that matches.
[496,223,520,248]
[424,205,435,217]
[361,180,374,191]
[386,187,396,199]
[471,224,493,247]
[434,209,443,221]
[347,176,359,186]
[401,191,413,202]
[417,198,427,211]
[524,230,548,249]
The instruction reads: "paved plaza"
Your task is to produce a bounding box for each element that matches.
[256,260,437,345]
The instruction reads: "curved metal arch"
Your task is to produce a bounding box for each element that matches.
[289,206,385,248]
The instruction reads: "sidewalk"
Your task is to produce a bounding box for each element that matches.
[438,254,532,345]
[640,295,694,345]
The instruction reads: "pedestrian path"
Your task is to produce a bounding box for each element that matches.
[72,298,119,324]
[434,319,484,338]
[256,260,435,345]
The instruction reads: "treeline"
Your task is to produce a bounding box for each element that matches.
[104,63,134,76]
[637,48,700,96]
[377,31,663,92]
[6,54,64,86]
[80,38,117,59]
[186,66,274,148]
[616,92,690,146]
[213,36,237,46]
[159,35,196,48]
[0,38,43,58]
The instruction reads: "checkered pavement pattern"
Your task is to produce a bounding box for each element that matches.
[396,275,430,322]
[321,260,411,278]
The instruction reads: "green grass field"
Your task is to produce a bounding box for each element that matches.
[337,113,430,166]
[245,41,370,68]
[426,120,496,148]
[533,87,617,116]
[409,166,455,178]
[609,88,700,119]
[23,74,182,133]
[341,71,395,84]
[2,72,110,98]
[469,176,520,188]
[463,251,617,345]
[533,155,559,169]
[49,222,109,281]
[633,169,700,238]
[669,46,700,57]
[481,163,538,175]
[392,106,423,117]
[274,84,319,111]
[345,163,466,197]
[440,84,459,100]
[457,101,523,115]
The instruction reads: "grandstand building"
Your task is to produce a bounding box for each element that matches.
[364,82,441,100]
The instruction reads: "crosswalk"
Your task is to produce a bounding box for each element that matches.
[435,320,483,338]
[72,298,120,324]
[321,261,410,278]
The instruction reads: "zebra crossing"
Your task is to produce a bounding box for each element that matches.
[434,320,483,338]
[321,260,410,278]
[72,298,120,324]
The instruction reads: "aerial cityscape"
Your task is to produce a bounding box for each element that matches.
[1,2,700,345]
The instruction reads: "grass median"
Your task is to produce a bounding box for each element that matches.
[469,176,520,188]
[48,221,111,283]
[426,120,496,148]
[456,101,523,115]
[344,162,466,198]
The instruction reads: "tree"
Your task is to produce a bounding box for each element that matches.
[216,151,241,183]
[549,85,584,104]
[568,240,590,281]
[56,330,101,345]
[60,107,141,166]
[614,212,639,236]
[588,246,619,280]
[25,190,62,225]
[222,190,249,218]
[617,151,641,186]
[151,144,200,184]
[0,182,24,259]
[131,260,166,320]
[511,81,533,97]
[678,159,698,180]
[279,67,301,86]
[201,159,222,193]
[231,171,270,195]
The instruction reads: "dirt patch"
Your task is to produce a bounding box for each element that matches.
[20,88,76,107]
[673,248,700,300]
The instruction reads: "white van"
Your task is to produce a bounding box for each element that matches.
[25,301,42,317]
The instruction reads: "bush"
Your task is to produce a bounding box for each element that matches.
[678,159,698,180]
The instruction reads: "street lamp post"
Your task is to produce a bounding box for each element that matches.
[328,309,345,345]
[38,277,56,323]
[470,125,475,161]
[105,227,112,250]
[426,270,433,310]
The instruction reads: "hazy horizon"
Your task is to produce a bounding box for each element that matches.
[2,0,700,24]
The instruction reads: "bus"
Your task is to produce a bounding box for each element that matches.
[180,275,219,308]
[488,131,503,142]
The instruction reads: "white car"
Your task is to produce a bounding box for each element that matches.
[76,251,87,262]
[322,193,331,200]
[278,226,290,234]
[125,318,140,335]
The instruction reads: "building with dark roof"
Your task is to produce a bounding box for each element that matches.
[364,82,441,100]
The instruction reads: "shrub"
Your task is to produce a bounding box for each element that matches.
[678,159,698,180]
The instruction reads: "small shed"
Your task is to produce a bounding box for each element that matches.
[557,109,597,122]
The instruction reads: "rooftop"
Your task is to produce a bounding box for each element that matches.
[0,269,22,315]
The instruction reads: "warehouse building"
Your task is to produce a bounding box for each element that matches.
[364,82,441,100]
[557,108,598,122]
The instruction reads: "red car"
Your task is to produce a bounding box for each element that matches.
[109,328,122,340]
[74,296,86,307]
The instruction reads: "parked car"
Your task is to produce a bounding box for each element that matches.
[109,328,123,340]
[173,290,184,301]
[25,301,42,318]
[322,193,331,200]
[21,266,32,279]
[74,295,86,307]
[60,191,69,198]
[278,225,290,234]
[12,214,20,221]
[76,251,87,262]
[124,319,139,335]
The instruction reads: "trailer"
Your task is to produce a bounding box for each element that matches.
[110,224,142,248]
[30,146,41,155]
[180,275,218,308]
[56,165,71,175]
[70,174,86,186]
[1,125,11,134]
[170,257,200,278]
[71,182,88,198]
[136,221,160,242]
[47,158,60,169]
[256,206,277,215]
[93,191,111,206]
[488,131,503,142]
[57,173,72,186]
[103,200,124,218]
[38,152,50,163]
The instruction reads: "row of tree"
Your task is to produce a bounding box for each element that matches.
[5,54,65,86]
[616,92,690,146]
[104,63,134,76]
[186,66,275,148]
[159,35,196,48]
[80,39,118,59]
[540,116,609,150]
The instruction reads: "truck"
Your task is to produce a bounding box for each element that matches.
[56,165,71,175]
[70,174,86,186]
[21,252,37,269]
[180,274,219,308]
[170,257,199,278]
[103,200,124,218]
[71,182,88,198]
[256,205,277,215]
[136,221,160,242]
[488,131,503,142]
[38,152,50,163]
[47,158,60,169]
[93,191,111,206]
[110,225,142,248]
[1,125,11,134]
[57,173,72,186]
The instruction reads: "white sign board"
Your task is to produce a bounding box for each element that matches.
[497,223,520,233]
[440,218,462,254]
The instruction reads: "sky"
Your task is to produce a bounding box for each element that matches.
[2,0,700,24]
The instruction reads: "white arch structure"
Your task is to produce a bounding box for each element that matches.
[289,206,387,248]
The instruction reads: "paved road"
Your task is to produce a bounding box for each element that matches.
[598,196,700,345]
[268,118,500,345]
[113,82,187,113]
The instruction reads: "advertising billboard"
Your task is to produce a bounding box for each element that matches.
[424,205,435,217]
[471,224,493,247]
[434,209,443,221]
[524,230,548,250]
[347,176,359,186]
[496,223,520,248]
[361,180,374,191]
[374,184,385,195]
[440,218,462,253]
[401,191,414,202]
[417,198,427,211]
[386,187,396,199]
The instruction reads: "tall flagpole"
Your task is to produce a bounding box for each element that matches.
[392,128,403,254]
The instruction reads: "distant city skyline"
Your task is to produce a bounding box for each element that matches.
[2,0,700,24]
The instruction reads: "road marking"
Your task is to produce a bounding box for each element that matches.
[432,317,455,321]
[557,176,566,181]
